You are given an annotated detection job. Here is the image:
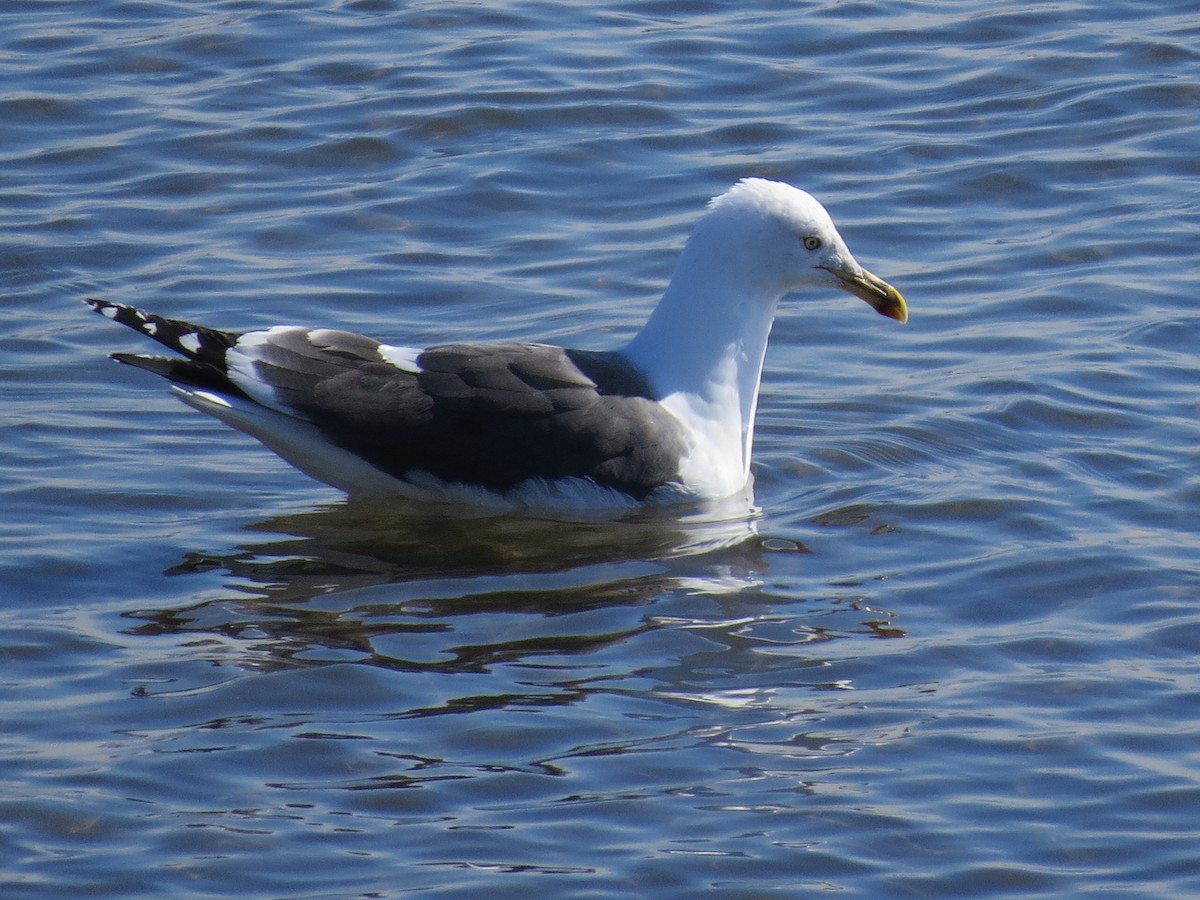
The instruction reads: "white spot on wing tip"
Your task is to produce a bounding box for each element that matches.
[100,306,118,319]
[378,344,423,374]
[178,333,202,354]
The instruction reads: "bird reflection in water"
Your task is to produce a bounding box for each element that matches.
[121,494,785,682]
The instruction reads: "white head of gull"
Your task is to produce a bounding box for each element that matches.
[624,178,907,499]
[85,178,906,511]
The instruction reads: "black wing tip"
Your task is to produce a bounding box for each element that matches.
[109,351,249,397]
[110,350,156,365]
[84,296,129,311]
[84,297,243,366]
[83,296,150,327]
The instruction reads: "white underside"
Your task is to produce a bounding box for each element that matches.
[171,387,707,511]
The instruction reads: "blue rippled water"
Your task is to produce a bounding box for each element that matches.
[3,1,1200,896]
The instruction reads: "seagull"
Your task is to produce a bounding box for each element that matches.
[86,178,907,509]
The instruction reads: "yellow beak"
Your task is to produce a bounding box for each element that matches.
[826,266,908,323]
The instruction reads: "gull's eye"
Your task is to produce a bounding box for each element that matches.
[802,235,823,251]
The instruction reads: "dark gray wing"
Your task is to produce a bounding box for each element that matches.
[88,298,688,499]
[295,342,689,499]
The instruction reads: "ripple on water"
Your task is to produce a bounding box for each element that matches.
[4,0,1200,897]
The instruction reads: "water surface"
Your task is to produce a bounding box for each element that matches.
[3,1,1199,896]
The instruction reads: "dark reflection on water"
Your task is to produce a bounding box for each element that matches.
[119,497,798,685]
[107,499,907,816]
[166,494,764,585]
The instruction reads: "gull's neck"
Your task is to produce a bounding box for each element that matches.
[622,225,783,496]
